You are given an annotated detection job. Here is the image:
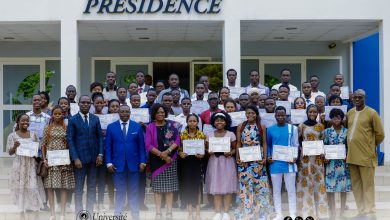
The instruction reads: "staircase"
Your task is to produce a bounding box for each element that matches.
[1,157,390,219]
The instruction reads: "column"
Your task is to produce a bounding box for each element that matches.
[379,20,390,164]
[223,19,241,87]
[61,19,79,95]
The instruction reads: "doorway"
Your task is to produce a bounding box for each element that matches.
[153,62,190,92]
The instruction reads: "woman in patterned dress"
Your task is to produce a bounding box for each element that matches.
[296,104,329,219]
[8,113,46,219]
[179,113,206,220]
[235,105,273,220]
[324,108,351,219]
[42,106,75,220]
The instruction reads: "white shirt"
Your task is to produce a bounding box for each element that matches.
[311,91,326,99]
[79,112,89,124]
[302,95,316,105]
[175,113,203,132]
[191,89,212,101]
[272,83,298,92]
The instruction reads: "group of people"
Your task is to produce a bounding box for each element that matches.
[8,69,384,220]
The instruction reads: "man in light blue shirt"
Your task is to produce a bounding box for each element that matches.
[267,106,299,220]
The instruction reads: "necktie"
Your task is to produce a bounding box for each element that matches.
[122,122,127,138]
[138,87,143,94]
[84,114,88,126]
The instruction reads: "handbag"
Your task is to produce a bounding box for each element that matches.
[37,159,48,177]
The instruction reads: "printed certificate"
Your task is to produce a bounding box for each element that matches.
[276,100,291,115]
[324,144,346,160]
[97,114,119,129]
[302,140,324,156]
[70,103,79,116]
[229,87,246,99]
[290,109,307,124]
[139,92,147,106]
[260,113,277,128]
[340,86,349,100]
[229,111,247,127]
[16,139,39,157]
[130,108,150,123]
[183,139,205,155]
[208,137,230,153]
[47,150,71,166]
[288,91,301,102]
[239,145,262,162]
[191,100,209,115]
[324,105,347,121]
[202,124,215,135]
[272,145,295,162]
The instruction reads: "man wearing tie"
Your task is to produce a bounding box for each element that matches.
[67,95,104,214]
[105,105,146,219]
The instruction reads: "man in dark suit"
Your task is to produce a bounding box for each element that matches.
[67,95,104,214]
[105,105,146,219]
[136,71,152,93]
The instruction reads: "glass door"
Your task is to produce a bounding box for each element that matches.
[0,61,45,155]
[191,62,223,94]
[112,61,153,87]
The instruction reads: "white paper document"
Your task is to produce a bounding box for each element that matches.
[276,101,291,115]
[260,113,277,128]
[202,124,215,135]
[290,109,307,124]
[70,103,80,116]
[239,145,262,162]
[139,92,147,106]
[324,144,346,160]
[288,91,301,102]
[324,105,347,121]
[272,145,296,162]
[208,137,230,153]
[130,108,150,123]
[16,139,39,157]
[97,114,119,129]
[229,87,246,99]
[183,139,205,155]
[340,86,349,100]
[47,150,71,166]
[229,111,247,127]
[302,140,324,156]
[218,105,225,111]
[191,101,209,115]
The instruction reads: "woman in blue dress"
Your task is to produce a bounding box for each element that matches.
[323,108,351,219]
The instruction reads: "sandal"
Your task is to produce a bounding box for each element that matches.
[166,212,173,220]
[155,213,162,220]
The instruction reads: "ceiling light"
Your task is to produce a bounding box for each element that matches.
[285,27,298,30]
[273,37,285,40]
[136,28,148,31]
[138,37,150,40]
[3,37,15,40]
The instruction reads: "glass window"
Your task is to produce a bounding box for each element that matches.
[115,64,149,87]
[45,60,61,105]
[264,63,302,89]
[94,60,111,86]
[194,63,222,92]
[241,59,259,87]
[306,59,340,92]
[3,65,41,105]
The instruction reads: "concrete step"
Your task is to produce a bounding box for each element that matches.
[1,203,390,220]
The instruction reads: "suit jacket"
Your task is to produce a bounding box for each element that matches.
[67,113,104,164]
[105,120,146,173]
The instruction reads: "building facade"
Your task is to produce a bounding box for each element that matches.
[0,0,389,163]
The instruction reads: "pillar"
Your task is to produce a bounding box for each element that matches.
[223,19,241,87]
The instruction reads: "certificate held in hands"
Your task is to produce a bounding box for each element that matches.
[183,139,205,155]
[324,144,346,160]
[239,145,262,162]
[208,137,230,153]
[229,111,246,127]
[272,145,295,162]
[47,150,71,167]
[290,109,307,124]
[130,108,150,123]
[16,139,39,157]
[302,140,324,156]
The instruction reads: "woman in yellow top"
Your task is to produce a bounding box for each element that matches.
[179,113,206,220]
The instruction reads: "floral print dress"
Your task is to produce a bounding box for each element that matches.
[323,126,352,192]
[235,123,273,220]
[296,123,329,219]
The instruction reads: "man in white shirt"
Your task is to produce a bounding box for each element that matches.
[245,70,270,96]
[301,81,315,105]
[174,98,202,132]
[310,75,326,98]
[191,76,212,101]
[226,69,238,87]
[103,71,118,100]
[271,69,298,92]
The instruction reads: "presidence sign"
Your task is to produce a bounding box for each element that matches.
[84,0,223,14]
